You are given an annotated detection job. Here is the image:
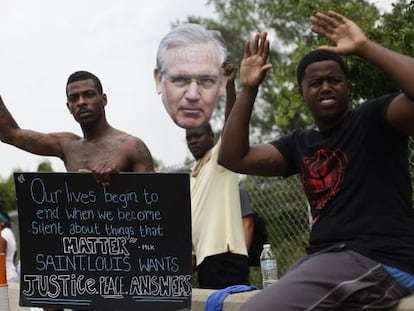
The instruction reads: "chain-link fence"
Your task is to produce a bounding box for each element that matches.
[239,174,309,287]
[165,138,414,288]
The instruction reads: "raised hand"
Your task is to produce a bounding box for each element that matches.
[240,32,272,88]
[310,10,369,55]
[223,60,238,83]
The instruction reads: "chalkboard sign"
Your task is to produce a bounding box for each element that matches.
[14,172,192,311]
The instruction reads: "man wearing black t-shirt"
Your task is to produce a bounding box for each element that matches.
[219,10,414,311]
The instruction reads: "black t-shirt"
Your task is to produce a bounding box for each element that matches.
[271,94,414,274]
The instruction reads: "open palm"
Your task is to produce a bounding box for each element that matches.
[310,10,368,55]
[240,32,272,88]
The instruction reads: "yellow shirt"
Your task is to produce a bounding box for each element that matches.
[190,138,247,266]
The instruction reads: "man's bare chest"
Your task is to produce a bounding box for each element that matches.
[64,140,128,172]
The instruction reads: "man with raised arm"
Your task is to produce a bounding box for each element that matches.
[185,61,250,289]
[0,71,154,184]
[219,10,414,310]
[0,71,154,310]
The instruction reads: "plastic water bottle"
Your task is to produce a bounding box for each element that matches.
[260,243,278,288]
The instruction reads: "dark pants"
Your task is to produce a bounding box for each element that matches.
[242,249,409,311]
[197,252,249,289]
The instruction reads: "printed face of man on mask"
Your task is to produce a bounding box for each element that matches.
[154,25,227,129]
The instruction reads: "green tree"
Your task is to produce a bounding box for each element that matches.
[0,174,16,213]
[182,0,414,138]
[36,159,54,172]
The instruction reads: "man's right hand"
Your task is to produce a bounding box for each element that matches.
[240,32,272,89]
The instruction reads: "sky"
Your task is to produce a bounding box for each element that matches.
[0,0,392,178]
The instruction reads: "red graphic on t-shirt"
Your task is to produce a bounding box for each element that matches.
[301,149,348,223]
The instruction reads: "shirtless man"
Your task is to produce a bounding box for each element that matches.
[0,70,154,311]
[0,71,154,311]
[0,70,154,184]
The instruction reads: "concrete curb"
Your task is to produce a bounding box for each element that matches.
[7,284,414,310]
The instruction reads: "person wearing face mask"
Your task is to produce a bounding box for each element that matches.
[154,24,229,129]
